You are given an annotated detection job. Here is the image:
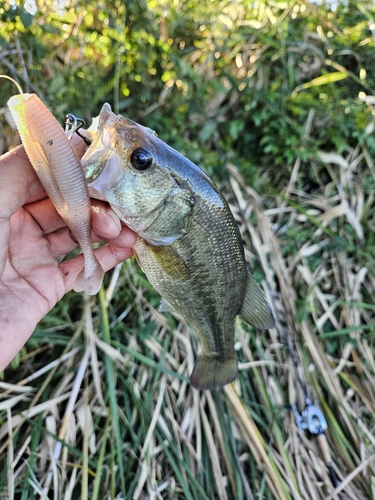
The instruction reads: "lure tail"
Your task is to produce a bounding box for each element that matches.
[73,263,104,295]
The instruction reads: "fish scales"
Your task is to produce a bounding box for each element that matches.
[135,195,247,358]
[82,103,275,389]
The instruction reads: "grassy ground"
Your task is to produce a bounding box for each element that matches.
[1,151,374,499]
[1,1,375,499]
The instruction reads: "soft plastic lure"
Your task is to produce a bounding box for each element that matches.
[6,89,104,295]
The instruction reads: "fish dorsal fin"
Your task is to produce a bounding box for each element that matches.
[239,268,275,329]
[149,245,190,280]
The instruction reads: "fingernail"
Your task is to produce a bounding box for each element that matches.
[106,208,122,232]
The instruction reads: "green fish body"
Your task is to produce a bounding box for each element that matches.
[82,104,274,390]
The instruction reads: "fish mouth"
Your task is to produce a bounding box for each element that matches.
[81,103,121,183]
[81,103,156,183]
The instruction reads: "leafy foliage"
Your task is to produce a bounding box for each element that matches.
[2,0,375,181]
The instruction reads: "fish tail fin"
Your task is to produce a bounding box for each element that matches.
[73,260,104,295]
[190,354,238,390]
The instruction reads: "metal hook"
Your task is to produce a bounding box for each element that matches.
[65,113,78,138]
[65,113,92,146]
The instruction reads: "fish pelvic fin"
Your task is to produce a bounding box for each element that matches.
[190,354,238,390]
[239,267,275,329]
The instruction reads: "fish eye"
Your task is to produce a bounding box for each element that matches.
[130,147,153,171]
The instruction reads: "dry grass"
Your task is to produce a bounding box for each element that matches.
[1,142,375,499]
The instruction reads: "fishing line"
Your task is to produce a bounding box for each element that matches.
[0,74,24,94]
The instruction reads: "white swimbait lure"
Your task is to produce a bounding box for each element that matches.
[4,81,104,295]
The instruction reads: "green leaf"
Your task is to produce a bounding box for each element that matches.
[292,71,348,96]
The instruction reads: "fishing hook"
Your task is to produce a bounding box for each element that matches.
[65,113,92,146]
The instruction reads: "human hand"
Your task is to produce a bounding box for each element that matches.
[0,139,137,371]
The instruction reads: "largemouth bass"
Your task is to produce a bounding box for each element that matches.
[82,103,274,389]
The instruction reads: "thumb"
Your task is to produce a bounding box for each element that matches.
[0,146,43,277]
[0,145,44,216]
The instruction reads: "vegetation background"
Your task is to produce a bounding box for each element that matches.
[1,0,375,498]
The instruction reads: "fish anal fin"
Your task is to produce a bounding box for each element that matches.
[149,245,190,280]
[190,354,238,390]
[239,268,275,329]
[158,298,176,313]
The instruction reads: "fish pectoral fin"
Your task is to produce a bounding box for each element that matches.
[158,298,176,313]
[190,354,238,390]
[149,245,190,280]
[239,268,275,329]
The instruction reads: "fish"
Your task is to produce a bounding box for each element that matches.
[7,92,104,295]
[82,103,275,390]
